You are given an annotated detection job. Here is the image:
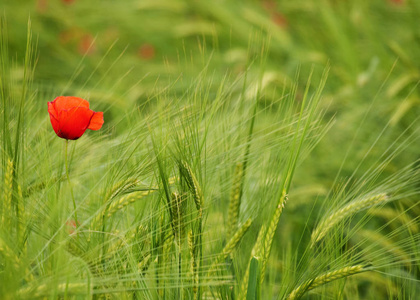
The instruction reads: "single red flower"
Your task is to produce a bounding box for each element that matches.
[48,96,104,140]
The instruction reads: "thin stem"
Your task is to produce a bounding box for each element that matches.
[65,139,78,232]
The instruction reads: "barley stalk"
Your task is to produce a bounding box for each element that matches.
[17,184,26,251]
[287,265,367,300]
[188,229,195,274]
[188,229,198,299]
[170,192,187,241]
[227,162,244,239]
[238,224,266,300]
[161,229,174,294]
[311,193,388,244]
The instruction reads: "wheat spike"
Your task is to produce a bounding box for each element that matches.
[311,193,388,244]
[105,178,140,202]
[260,190,288,284]
[238,190,287,299]
[188,229,195,262]
[138,253,152,272]
[179,161,203,299]
[2,159,13,229]
[180,161,202,210]
[227,162,244,239]
[287,265,367,300]
[106,190,152,217]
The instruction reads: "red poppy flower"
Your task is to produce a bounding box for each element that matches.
[48,96,104,140]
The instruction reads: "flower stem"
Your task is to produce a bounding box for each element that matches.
[65,139,78,233]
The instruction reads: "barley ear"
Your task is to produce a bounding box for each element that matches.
[106,190,152,217]
[179,161,203,210]
[104,178,140,202]
[179,161,203,299]
[138,253,152,273]
[260,190,288,285]
[2,159,13,230]
[227,162,244,239]
[188,229,195,272]
[287,264,368,300]
[170,192,187,242]
[238,190,287,299]
[311,193,388,245]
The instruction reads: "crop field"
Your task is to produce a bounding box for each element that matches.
[0,0,419,299]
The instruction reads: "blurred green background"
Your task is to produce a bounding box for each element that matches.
[5,0,418,180]
[3,0,420,249]
[1,1,420,298]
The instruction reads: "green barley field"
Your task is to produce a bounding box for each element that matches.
[1,0,420,299]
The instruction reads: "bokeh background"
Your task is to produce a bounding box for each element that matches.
[4,0,418,198]
[1,1,419,298]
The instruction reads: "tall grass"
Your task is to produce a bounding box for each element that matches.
[1,1,420,299]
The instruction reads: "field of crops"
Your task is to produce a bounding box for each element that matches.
[1,0,419,299]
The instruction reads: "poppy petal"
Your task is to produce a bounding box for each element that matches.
[53,96,90,112]
[49,111,60,136]
[48,102,61,135]
[87,111,104,131]
[48,101,59,120]
[58,107,94,140]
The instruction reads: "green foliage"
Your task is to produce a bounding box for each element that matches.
[1,1,420,299]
